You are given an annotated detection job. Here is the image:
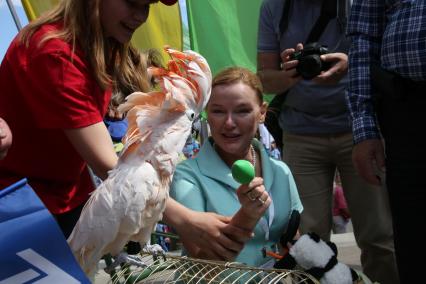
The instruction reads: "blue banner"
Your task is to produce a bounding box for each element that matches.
[0,179,89,283]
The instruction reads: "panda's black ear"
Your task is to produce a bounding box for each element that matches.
[326,241,338,256]
[280,210,300,246]
[274,254,297,269]
[308,232,320,242]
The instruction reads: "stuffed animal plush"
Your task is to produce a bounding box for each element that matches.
[275,232,359,284]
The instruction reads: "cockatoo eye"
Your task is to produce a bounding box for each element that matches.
[185,110,195,121]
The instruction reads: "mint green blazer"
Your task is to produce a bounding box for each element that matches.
[170,138,303,267]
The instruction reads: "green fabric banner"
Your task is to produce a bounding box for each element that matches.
[186,0,262,76]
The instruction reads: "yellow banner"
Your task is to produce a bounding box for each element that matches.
[20,0,183,59]
[132,3,183,60]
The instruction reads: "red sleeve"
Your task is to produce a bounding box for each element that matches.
[23,47,105,129]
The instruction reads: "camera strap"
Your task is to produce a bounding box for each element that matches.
[279,0,292,40]
[280,0,346,44]
[306,0,337,43]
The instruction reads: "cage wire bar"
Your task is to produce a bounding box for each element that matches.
[104,253,319,284]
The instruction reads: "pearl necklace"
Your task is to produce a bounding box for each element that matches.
[250,144,256,168]
[212,140,256,169]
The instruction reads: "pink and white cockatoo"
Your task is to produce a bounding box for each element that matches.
[67,47,211,277]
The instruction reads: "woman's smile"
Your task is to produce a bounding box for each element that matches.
[121,23,135,36]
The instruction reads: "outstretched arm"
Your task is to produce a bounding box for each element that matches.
[64,121,118,179]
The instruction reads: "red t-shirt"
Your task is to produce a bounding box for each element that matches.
[0,23,111,214]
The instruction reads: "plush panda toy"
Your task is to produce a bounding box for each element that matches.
[275,232,359,284]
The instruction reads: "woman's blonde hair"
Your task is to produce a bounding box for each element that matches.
[212,67,264,103]
[19,0,151,97]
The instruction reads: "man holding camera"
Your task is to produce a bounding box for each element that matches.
[257,0,398,283]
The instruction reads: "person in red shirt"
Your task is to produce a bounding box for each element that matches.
[0,0,172,238]
[0,0,251,261]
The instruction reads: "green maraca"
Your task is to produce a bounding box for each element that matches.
[232,160,255,184]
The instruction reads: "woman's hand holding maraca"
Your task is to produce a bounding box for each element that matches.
[230,160,271,231]
[237,177,271,221]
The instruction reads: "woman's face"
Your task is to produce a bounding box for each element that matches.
[207,82,266,158]
[101,0,159,43]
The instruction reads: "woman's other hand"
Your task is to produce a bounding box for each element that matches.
[179,211,253,261]
[164,199,253,261]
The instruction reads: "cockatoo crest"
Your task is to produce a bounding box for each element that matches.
[68,47,211,277]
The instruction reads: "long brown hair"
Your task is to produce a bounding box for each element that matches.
[110,47,163,109]
[19,0,150,95]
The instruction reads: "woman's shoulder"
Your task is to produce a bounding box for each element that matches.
[174,141,220,181]
[26,22,79,59]
[175,157,200,176]
[171,158,206,191]
[19,23,91,77]
[263,153,293,178]
[268,156,292,175]
[255,139,291,175]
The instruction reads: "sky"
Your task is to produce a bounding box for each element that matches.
[0,0,28,61]
[0,0,188,61]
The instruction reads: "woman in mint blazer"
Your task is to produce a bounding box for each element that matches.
[170,67,303,267]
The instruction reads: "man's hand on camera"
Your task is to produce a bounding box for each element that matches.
[279,44,303,90]
[313,52,348,84]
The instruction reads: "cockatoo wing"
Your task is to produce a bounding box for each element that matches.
[68,162,161,276]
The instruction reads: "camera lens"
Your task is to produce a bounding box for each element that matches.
[297,55,323,80]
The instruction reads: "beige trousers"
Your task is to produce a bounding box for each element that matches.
[282,132,398,284]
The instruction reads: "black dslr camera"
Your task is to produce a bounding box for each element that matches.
[290,42,331,80]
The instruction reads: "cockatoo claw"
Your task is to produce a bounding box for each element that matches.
[142,244,166,261]
[104,252,147,274]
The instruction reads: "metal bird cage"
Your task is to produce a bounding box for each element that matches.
[104,252,319,284]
